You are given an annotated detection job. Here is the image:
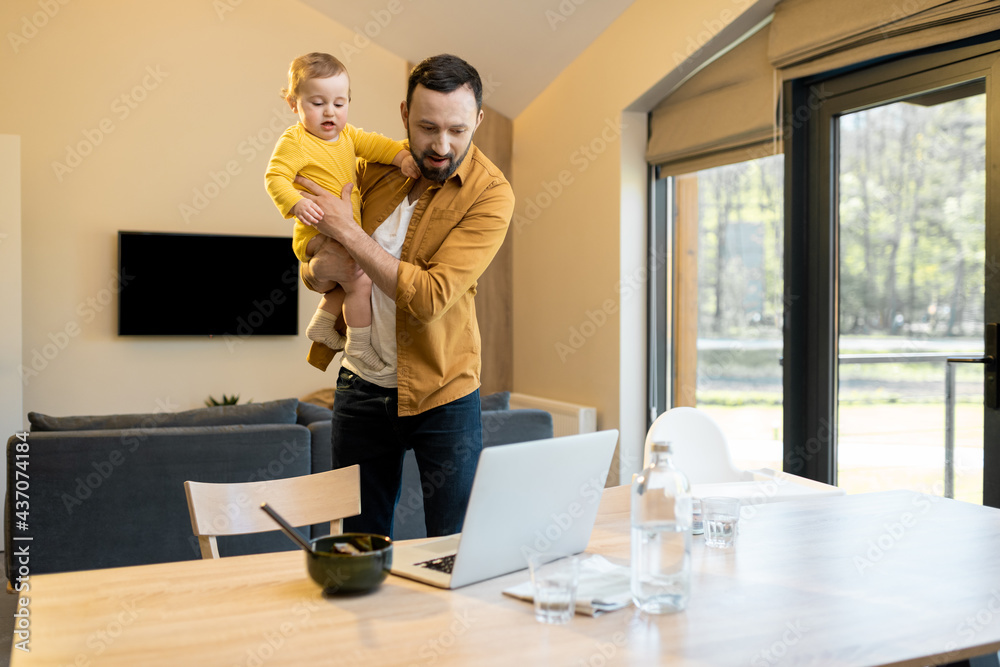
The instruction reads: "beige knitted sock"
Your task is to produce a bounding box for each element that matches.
[305,309,346,350]
[345,325,387,371]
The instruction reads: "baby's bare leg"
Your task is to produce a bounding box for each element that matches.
[319,287,345,316]
[339,273,372,327]
[340,273,385,371]
[304,235,346,350]
[305,235,337,294]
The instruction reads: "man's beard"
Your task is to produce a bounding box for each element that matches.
[408,133,472,182]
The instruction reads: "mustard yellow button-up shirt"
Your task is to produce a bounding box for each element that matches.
[306,143,514,417]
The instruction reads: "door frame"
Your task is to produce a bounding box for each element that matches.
[783,38,1000,504]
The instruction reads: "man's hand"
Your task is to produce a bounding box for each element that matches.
[290,198,324,226]
[296,174,400,300]
[305,237,363,290]
[294,175,355,242]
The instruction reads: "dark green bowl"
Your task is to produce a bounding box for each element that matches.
[306,533,392,594]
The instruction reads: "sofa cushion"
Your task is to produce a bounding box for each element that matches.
[297,401,333,426]
[482,408,553,448]
[480,391,510,412]
[28,398,300,432]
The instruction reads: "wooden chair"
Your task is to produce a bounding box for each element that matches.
[183,466,361,559]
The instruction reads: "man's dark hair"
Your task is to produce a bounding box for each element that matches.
[407,54,483,111]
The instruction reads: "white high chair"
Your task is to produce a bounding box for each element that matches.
[643,407,845,503]
[643,407,744,484]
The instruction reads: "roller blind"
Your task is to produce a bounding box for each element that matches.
[769,0,1000,79]
[647,22,780,176]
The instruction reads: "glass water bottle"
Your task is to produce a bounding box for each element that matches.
[631,440,692,613]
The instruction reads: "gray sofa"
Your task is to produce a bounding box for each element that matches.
[5,393,552,579]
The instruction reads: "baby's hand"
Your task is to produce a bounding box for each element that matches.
[400,153,421,180]
[291,198,324,226]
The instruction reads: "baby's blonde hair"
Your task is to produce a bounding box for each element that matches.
[282,52,350,100]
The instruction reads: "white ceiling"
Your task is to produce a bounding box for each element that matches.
[298,0,639,119]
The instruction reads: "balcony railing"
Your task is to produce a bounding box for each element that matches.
[838,352,981,498]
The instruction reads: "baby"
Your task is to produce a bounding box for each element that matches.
[265,52,419,370]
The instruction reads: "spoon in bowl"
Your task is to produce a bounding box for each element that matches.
[260,503,315,554]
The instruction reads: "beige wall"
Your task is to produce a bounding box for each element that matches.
[1,134,21,538]
[0,0,409,415]
[511,0,758,480]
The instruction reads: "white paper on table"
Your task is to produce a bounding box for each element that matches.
[502,555,633,616]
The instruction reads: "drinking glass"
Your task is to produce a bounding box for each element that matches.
[702,496,740,548]
[526,553,579,624]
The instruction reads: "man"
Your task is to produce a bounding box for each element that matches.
[296,54,514,538]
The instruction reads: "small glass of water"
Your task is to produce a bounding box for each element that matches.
[702,496,740,549]
[526,553,579,624]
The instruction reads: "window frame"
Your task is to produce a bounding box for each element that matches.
[783,36,1000,490]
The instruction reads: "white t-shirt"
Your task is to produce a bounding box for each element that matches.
[343,196,419,388]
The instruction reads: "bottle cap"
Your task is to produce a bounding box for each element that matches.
[651,440,672,453]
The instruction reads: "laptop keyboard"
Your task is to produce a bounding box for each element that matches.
[416,554,455,574]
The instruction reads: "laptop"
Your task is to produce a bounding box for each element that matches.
[390,429,619,589]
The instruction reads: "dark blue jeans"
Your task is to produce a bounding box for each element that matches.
[331,367,482,538]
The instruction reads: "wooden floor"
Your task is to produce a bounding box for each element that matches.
[0,582,18,667]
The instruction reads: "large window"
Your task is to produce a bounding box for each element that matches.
[661,154,784,472]
[837,91,986,502]
[783,40,1000,506]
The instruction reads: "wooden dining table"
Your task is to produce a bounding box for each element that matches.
[10,488,1000,666]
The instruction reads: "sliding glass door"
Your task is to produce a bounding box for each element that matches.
[785,40,1000,506]
[836,86,985,501]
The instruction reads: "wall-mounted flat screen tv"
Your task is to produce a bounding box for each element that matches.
[118,231,299,336]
